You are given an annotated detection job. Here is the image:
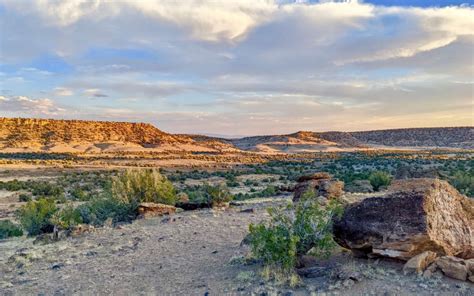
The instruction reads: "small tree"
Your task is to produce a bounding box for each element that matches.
[111,169,176,206]
[368,171,392,191]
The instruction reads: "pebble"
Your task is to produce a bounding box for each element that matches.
[51,263,64,270]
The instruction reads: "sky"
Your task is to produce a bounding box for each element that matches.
[0,0,473,136]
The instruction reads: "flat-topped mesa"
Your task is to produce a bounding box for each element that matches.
[333,178,474,260]
[0,117,193,148]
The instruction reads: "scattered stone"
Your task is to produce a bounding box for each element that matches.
[436,256,468,281]
[293,173,344,202]
[138,202,176,218]
[333,179,474,260]
[85,251,98,257]
[403,251,438,275]
[422,262,438,278]
[240,208,255,213]
[342,279,355,287]
[51,263,64,270]
[70,224,95,237]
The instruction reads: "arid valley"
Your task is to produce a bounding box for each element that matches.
[0,118,472,295]
[1,1,473,295]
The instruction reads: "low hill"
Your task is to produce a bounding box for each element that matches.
[226,131,365,153]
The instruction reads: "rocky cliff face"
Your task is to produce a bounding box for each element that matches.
[0,118,221,153]
[350,127,473,149]
[0,117,191,146]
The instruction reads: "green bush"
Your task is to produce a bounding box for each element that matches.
[0,220,23,239]
[17,198,58,235]
[181,184,233,207]
[248,195,342,285]
[449,171,474,197]
[368,171,392,191]
[76,195,136,226]
[31,182,63,197]
[50,204,83,230]
[70,187,90,201]
[111,169,176,205]
[19,193,32,202]
[204,184,233,207]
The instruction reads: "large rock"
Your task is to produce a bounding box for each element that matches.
[138,202,176,218]
[436,256,468,281]
[403,251,438,275]
[293,173,344,202]
[333,179,474,260]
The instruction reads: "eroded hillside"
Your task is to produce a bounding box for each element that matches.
[1,118,472,153]
[0,118,232,153]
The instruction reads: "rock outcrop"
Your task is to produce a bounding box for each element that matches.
[138,203,176,218]
[435,256,469,281]
[293,173,344,202]
[333,179,474,260]
[403,251,438,275]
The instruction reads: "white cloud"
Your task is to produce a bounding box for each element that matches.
[0,95,66,115]
[0,0,472,133]
[53,87,73,96]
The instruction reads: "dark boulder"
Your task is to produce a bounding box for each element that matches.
[333,179,474,260]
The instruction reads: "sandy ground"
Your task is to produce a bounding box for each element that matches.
[1,201,472,296]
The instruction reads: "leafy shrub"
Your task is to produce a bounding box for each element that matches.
[204,184,233,207]
[449,171,474,197]
[111,169,176,205]
[31,182,63,197]
[19,193,32,202]
[50,204,83,230]
[17,198,58,235]
[0,220,23,239]
[70,187,89,201]
[76,195,137,226]
[181,184,233,208]
[368,171,392,191]
[226,180,240,187]
[248,195,342,285]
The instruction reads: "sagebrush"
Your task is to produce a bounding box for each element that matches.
[248,192,342,285]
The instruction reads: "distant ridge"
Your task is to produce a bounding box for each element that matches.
[0,117,472,153]
[350,127,473,149]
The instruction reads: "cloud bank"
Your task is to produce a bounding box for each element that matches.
[0,0,472,135]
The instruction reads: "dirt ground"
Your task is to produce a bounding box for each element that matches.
[1,200,472,296]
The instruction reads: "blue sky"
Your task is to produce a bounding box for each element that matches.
[0,0,473,135]
[364,1,474,6]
